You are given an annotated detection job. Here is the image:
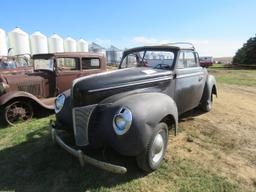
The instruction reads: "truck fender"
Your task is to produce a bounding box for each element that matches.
[0,91,54,110]
[91,92,178,156]
[201,74,217,105]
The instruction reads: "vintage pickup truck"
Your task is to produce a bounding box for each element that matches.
[0,52,106,125]
[51,43,217,174]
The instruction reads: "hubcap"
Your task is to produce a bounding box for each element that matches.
[151,133,165,163]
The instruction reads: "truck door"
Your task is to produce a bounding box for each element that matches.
[174,51,205,114]
[55,57,81,94]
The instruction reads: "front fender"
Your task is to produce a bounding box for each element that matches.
[89,92,178,156]
[0,91,54,110]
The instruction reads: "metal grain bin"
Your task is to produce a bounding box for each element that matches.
[77,39,89,52]
[89,42,106,56]
[64,37,77,52]
[8,27,31,56]
[48,34,64,53]
[0,28,7,56]
[30,31,48,54]
[106,45,122,64]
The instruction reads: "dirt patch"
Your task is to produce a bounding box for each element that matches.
[167,84,256,191]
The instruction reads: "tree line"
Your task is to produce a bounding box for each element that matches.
[233,34,256,65]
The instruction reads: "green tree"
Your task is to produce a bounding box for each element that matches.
[233,35,256,65]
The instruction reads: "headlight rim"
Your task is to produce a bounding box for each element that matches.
[113,106,132,135]
[55,94,66,114]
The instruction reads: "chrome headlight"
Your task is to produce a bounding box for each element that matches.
[113,107,132,135]
[0,82,9,93]
[55,94,65,113]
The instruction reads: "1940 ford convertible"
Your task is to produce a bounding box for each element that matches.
[50,43,217,174]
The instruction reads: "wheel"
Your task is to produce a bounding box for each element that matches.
[1,101,34,126]
[200,94,212,112]
[136,122,168,172]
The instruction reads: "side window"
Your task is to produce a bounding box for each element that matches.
[57,58,80,70]
[176,52,185,69]
[82,58,100,70]
[184,52,197,68]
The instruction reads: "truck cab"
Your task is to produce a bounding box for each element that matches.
[0,52,106,125]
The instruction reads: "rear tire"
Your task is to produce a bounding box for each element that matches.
[136,122,168,172]
[200,94,212,112]
[1,101,34,126]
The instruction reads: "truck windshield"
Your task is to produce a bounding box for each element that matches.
[120,50,175,70]
[34,59,54,71]
[0,56,30,70]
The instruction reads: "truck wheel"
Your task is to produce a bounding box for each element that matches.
[136,122,168,172]
[201,94,212,112]
[2,101,34,126]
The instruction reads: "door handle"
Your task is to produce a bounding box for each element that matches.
[198,76,203,81]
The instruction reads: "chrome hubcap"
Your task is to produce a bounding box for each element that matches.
[151,133,164,163]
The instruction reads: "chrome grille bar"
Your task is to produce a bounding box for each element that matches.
[72,104,97,146]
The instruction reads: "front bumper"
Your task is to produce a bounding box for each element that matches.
[50,121,127,174]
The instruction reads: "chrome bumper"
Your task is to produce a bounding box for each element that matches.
[50,121,127,174]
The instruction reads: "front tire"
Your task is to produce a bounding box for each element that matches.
[1,101,34,126]
[136,122,168,172]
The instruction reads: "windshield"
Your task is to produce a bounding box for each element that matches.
[34,59,54,71]
[0,57,30,70]
[120,50,175,70]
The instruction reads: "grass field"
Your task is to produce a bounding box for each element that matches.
[208,64,256,86]
[0,66,255,192]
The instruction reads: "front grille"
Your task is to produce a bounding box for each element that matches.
[72,104,97,146]
[17,84,41,96]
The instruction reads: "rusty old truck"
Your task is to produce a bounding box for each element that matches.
[0,52,106,125]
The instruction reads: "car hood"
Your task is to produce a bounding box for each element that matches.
[72,67,173,106]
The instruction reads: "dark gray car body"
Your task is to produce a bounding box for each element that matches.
[51,45,217,172]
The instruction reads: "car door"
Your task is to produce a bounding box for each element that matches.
[174,50,205,114]
[55,57,81,94]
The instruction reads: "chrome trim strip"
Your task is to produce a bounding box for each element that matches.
[88,76,172,93]
[176,72,204,79]
[71,68,133,99]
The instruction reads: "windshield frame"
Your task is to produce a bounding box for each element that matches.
[33,57,55,71]
[119,47,178,70]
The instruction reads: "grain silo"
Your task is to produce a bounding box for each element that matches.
[30,31,48,54]
[8,27,30,56]
[48,34,64,53]
[64,37,77,52]
[77,39,89,52]
[0,28,7,56]
[106,45,122,64]
[89,42,106,56]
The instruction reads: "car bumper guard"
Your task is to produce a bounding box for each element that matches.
[50,121,127,174]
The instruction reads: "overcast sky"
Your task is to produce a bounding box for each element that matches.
[0,0,255,57]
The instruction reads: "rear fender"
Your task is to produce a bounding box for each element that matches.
[201,74,217,104]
